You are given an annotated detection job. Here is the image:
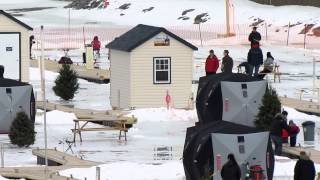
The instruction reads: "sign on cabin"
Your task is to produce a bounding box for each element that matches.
[154,35,170,46]
[6,47,13,52]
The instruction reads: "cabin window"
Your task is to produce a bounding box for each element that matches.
[153,57,171,84]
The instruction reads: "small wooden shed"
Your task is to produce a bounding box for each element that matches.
[0,10,33,82]
[106,24,198,109]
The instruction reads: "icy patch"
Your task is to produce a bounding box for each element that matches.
[35,110,76,125]
[128,108,197,122]
[60,161,185,180]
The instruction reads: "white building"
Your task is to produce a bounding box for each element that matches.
[106,24,198,109]
[0,10,33,82]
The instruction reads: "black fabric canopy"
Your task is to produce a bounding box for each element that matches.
[196,73,263,125]
[0,78,31,87]
[0,78,35,124]
[183,121,274,180]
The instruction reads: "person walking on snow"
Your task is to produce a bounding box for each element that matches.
[294,151,315,180]
[248,26,261,48]
[221,154,241,180]
[289,120,300,147]
[205,50,219,76]
[91,36,101,59]
[247,47,263,76]
[270,111,290,155]
[221,50,233,74]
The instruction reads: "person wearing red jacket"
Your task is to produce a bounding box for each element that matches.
[91,36,101,63]
[282,129,289,143]
[205,50,219,76]
[289,120,300,147]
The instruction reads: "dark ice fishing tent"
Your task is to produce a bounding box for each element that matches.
[196,73,267,126]
[0,78,35,134]
[183,73,274,180]
[183,121,274,180]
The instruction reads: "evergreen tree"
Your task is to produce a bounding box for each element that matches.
[9,112,36,147]
[53,64,79,101]
[254,86,281,130]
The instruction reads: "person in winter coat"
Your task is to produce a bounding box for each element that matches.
[91,36,101,60]
[282,129,289,143]
[29,35,35,59]
[205,50,219,76]
[294,151,315,180]
[270,111,290,155]
[258,52,274,79]
[221,50,233,74]
[247,47,263,76]
[221,154,241,180]
[289,120,300,147]
[248,27,261,47]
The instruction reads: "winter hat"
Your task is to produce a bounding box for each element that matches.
[300,151,310,160]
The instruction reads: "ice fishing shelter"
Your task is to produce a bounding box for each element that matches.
[106,24,198,109]
[0,78,35,134]
[183,121,274,180]
[196,73,267,126]
[0,10,33,82]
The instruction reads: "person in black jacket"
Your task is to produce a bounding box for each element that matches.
[221,154,241,180]
[270,111,290,155]
[294,151,315,180]
[248,27,261,48]
[29,35,35,59]
[247,47,263,76]
[221,50,233,74]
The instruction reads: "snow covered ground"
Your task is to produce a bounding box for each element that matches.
[29,67,111,110]
[193,44,320,101]
[0,0,319,28]
[1,0,320,179]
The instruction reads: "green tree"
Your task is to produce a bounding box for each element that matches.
[254,86,281,130]
[53,64,79,101]
[9,112,36,147]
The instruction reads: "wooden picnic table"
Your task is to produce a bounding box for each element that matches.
[72,118,131,143]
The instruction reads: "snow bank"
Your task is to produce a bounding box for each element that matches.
[60,157,320,180]
[60,161,184,180]
[284,106,320,123]
[0,177,10,180]
[35,110,76,125]
[128,108,197,122]
[29,67,58,81]
[273,156,320,179]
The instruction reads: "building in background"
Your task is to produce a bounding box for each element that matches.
[106,24,198,109]
[0,10,33,82]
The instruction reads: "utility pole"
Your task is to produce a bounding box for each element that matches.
[40,25,48,180]
[225,0,231,36]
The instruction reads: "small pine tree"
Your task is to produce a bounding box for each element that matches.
[9,112,36,147]
[53,64,79,101]
[254,86,281,130]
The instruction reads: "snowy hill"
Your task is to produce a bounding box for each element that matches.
[0,0,319,29]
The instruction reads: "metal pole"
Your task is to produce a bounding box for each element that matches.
[198,23,203,47]
[96,167,101,180]
[1,145,3,168]
[68,8,71,34]
[304,24,307,49]
[265,22,268,41]
[313,57,316,98]
[40,25,48,179]
[286,22,290,46]
[225,0,231,36]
